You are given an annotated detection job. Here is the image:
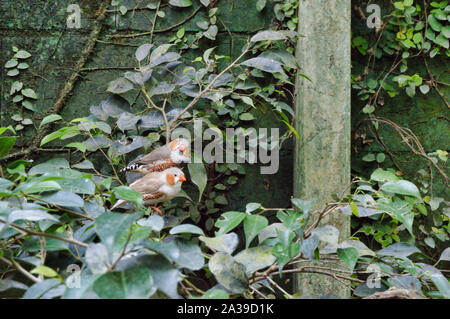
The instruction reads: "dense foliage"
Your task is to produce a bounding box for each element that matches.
[0,0,448,299]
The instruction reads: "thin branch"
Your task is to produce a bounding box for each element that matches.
[0,257,41,283]
[109,6,202,39]
[0,219,88,248]
[22,193,94,221]
[169,44,251,127]
[266,276,293,299]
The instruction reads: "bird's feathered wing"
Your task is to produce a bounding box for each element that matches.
[135,145,171,165]
[119,144,171,173]
[111,173,163,210]
[129,173,164,194]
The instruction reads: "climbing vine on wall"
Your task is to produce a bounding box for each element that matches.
[0,0,449,299]
[351,0,449,264]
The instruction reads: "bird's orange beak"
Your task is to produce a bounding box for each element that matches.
[179,144,186,152]
[179,174,186,182]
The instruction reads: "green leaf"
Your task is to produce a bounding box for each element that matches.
[22,88,38,99]
[338,240,375,257]
[200,0,210,7]
[12,95,23,103]
[39,114,63,128]
[428,15,442,32]
[5,59,18,68]
[435,34,449,48]
[176,28,185,38]
[376,153,386,163]
[96,212,139,252]
[0,178,14,191]
[170,224,204,235]
[16,181,62,194]
[300,235,319,259]
[17,62,29,70]
[256,0,267,12]
[377,242,420,258]
[27,158,69,175]
[113,186,142,207]
[169,0,192,7]
[370,168,400,182]
[239,112,255,121]
[23,279,61,299]
[311,225,339,245]
[107,78,134,94]
[243,214,268,248]
[8,209,59,223]
[144,239,204,270]
[31,265,59,278]
[10,81,23,95]
[251,30,287,42]
[442,26,450,38]
[241,96,254,107]
[135,43,153,62]
[291,198,314,214]
[40,191,84,208]
[187,153,207,201]
[201,288,229,299]
[14,50,32,59]
[272,230,300,273]
[215,211,246,235]
[234,247,275,274]
[138,215,164,231]
[199,233,239,254]
[93,267,154,299]
[40,126,80,147]
[241,57,283,73]
[208,252,248,293]
[119,5,127,15]
[7,69,19,77]
[378,200,414,235]
[337,247,359,273]
[439,248,450,261]
[245,202,261,213]
[57,177,96,195]
[276,210,305,231]
[22,100,36,112]
[380,180,422,199]
[362,153,376,162]
[204,25,218,40]
[0,136,16,158]
[85,243,109,275]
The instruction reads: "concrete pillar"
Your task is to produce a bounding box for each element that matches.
[294,0,351,297]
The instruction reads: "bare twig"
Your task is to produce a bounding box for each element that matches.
[109,6,202,39]
[22,193,94,221]
[169,44,251,128]
[0,219,88,248]
[0,257,41,283]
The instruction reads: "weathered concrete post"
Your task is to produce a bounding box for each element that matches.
[294,0,351,297]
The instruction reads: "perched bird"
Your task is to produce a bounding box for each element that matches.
[111,167,186,214]
[120,138,190,175]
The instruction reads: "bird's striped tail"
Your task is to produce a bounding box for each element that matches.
[119,163,141,173]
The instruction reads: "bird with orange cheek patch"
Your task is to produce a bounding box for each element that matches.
[111,167,186,215]
[119,138,190,175]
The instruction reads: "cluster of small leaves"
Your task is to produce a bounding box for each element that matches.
[4,47,38,121]
[272,0,299,34]
[352,0,449,108]
[0,157,448,298]
[351,1,449,270]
